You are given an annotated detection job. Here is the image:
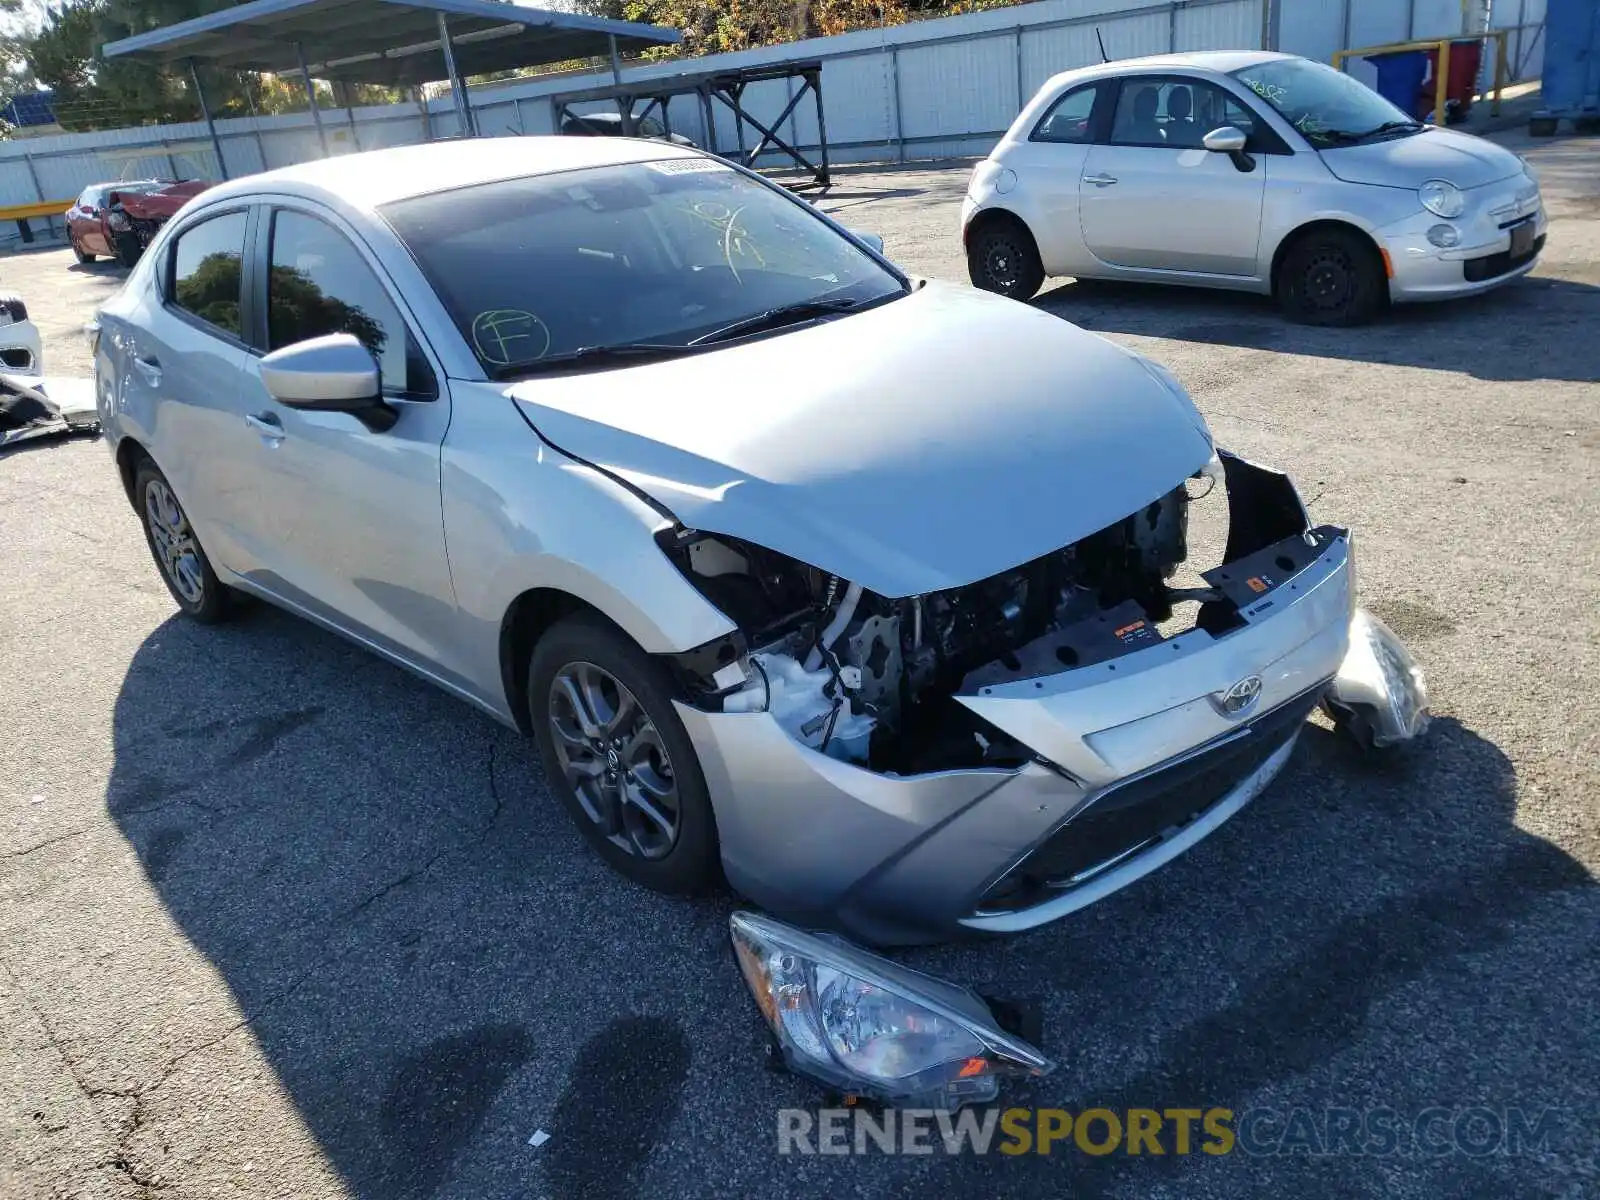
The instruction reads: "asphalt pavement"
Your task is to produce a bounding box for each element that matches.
[2,123,1597,1199]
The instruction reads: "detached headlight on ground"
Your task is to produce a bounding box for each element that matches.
[1419,179,1465,219]
[1326,608,1431,749]
[730,911,1053,1109]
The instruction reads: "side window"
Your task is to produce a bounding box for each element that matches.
[169,210,248,339]
[1111,79,1263,149]
[267,209,435,398]
[1031,85,1100,144]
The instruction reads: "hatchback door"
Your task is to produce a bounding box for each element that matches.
[989,81,1109,272]
[1079,76,1268,277]
[229,202,463,681]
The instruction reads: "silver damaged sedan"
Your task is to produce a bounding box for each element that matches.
[95,137,1426,945]
[963,51,1546,324]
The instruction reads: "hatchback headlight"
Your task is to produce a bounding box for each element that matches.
[1419,179,1465,219]
[731,911,1053,1109]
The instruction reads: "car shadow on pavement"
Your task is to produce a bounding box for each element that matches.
[105,606,1596,1198]
[1034,274,1600,384]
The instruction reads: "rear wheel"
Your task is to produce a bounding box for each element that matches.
[133,460,235,624]
[529,614,720,894]
[1276,228,1386,326]
[967,215,1045,301]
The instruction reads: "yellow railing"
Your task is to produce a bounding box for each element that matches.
[0,199,72,222]
[1333,30,1509,127]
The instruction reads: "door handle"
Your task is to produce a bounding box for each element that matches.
[1083,174,1119,187]
[245,412,285,441]
[133,356,161,386]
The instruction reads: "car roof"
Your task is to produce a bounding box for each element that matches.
[197,135,698,213]
[1043,49,1292,90]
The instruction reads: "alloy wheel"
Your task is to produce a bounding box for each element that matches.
[144,478,205,605]
[547,661,680,860]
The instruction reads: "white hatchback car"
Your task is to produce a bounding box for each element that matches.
[962,51,1546,324]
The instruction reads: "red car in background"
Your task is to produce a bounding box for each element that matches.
[65,179,211,267]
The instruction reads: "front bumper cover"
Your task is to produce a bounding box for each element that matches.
[679,451,1367,945]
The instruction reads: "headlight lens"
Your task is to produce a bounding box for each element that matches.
[1426,223,1460,248]
[1419,179,1465,219]
[1328,608,1430,747]
[731,911,1053,1109]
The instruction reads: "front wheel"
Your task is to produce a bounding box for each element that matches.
[529,614,720,894]
[114,231,143,269]
[72,239,94,264]
[133,460,235,624]
[1276,229,1386,326]
[967,217,1045,301]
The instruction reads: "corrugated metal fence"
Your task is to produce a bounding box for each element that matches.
[0,0,1547,240]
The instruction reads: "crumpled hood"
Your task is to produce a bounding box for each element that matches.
[1319,127,1523,190]
[509,281,1212,598]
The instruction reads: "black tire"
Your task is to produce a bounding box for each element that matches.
[132,459,235,624]
[1575,116,1600,136]
[114,231,143,269]
[529,614,720,894]
[967,215,1045,301]
[1527,116,1558,137]
[72,239,94,264]
[1276,227,1386,326]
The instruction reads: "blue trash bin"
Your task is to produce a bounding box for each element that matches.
[1363,50,1430,119]
[1533,0,1600,133]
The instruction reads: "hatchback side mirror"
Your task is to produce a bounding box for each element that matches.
[1202,125,1255,173]
[260,333,396,432]
[1202,125,1247,153]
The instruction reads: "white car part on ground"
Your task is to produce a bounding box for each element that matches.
[1326,608,1431,748]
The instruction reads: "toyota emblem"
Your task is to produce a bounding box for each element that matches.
[1218,675,1264,718]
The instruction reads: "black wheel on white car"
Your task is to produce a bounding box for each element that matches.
[133,459,235,624]
[967,215,1045,301]
[529,614,720,893]
[1276,228,1385,326]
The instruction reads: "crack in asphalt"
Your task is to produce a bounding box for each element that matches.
[2,826,94,858]
[342,733,508,922]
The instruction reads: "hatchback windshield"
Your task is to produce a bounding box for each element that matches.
[382,158,905,376]
[1231,57,1417,147]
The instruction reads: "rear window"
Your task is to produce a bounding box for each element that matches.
[381,159,902,376]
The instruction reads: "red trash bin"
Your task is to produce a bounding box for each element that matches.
[1419,39,1486,123]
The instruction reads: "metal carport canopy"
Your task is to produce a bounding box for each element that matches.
[100,0,680,87]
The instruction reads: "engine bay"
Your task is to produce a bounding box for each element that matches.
[662,450,1318,774]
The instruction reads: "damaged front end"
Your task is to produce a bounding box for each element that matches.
[662,451,1424,945]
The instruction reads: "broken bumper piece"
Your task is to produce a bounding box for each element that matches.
[1326,608,1431,749]
[730,910,1052,1110]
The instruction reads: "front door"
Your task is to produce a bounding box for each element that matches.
[232,204,464,682]
[1079,76,1268,277]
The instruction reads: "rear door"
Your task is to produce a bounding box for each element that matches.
[229,202,461,678]
[1079,76,1268,277]
[129,207,256,571]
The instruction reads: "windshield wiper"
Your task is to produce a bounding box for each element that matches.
[1355,119,1424,139]
[688,297,864,347]
[495,342,696,379]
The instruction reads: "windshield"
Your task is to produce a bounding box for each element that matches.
[382,158,905,376]
[1231,58,1416,147]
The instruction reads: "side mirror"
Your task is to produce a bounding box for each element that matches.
[259,333,396,433]
[850,229,885,255]
[1202,125,1248,153]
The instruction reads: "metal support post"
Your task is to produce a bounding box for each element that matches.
[296,41,330,155]
[189,58,230,179]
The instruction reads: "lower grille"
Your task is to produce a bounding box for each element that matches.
[977,688,1322,912]
[0,347,33,370]
[1463,234,1544,283]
